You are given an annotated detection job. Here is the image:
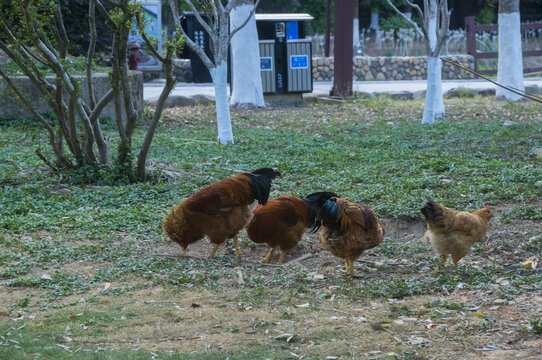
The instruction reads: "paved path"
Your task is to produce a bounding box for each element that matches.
[144,78,542,103]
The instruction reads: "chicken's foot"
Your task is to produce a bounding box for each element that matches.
[481,243,492,251]
[440,254,447,263]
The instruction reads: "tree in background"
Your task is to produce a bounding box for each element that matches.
[257,0,327,34]
[169,0,260,145]
[496,0,524,101]
[366,0,384,30]
[475,0,498,24]
[387,0,451,124]
[353,1,361,52]
[0,0,183,181]
[229,0,264,107]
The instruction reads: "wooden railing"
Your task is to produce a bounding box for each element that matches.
[465,16,542,75]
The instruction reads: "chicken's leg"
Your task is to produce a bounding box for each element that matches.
[343,258,354,275]
[262,246,276,263]
[276,250,287,265]
[209,244,220,258]
[452,258,459,268]
[440,254,447,263]
[233,235,242,259]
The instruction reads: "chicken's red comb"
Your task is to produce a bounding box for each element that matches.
[485,205,491,209]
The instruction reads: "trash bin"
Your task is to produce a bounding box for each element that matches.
[255,14,314,95]
[180,13,213,83]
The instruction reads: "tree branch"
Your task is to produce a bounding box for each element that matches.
[136,12,165,62]
[35,149,59,173]
[386,0,424,38]
[171,2,215,69]
[228,0,261,43]
[87,1,98,109]
[405,0,425,25]
[215,0,227,14]
[54,4,69,58]
[184,0,215,40]
[93,0,115,27]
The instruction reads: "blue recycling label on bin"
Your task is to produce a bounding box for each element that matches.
[290,55,308,69]
[260,57,273,71]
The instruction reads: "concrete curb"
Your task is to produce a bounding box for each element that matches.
[144,79,542,108]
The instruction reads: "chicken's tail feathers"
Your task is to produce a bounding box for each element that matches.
[421,198,447,228]
[304,192,338,233]
[316,197,342,231]
[246,168,281,205]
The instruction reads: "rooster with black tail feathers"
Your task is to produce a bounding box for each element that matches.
[317,197,385,275]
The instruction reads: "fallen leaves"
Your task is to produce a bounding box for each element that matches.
[521,257,538,270]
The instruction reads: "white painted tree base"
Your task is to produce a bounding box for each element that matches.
[211,62,234,144]
[230,3,264,107]
[497,12,524,101]
[423,57,445,124]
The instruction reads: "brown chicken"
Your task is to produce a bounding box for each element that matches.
[246,192,337,264]
[162,168,281,259]
[317,197,385,275]
[421,198,494,267]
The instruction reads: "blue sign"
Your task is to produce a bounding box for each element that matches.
[260,57,273,71]
[286,21,298,39]
[290,55,308,69]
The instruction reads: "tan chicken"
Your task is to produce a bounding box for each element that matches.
[421,198,494,267]
[317,197,385,275]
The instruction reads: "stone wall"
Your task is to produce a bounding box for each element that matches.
[312,55,475,81]
[170,55,474,83]
[0,72,143,120]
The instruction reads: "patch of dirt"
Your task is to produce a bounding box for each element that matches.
[1,205,540,359]
[146,202,542,273]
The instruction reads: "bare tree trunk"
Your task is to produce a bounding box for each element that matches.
[325,0,331,57]
[423,57,441,124]
[353,1,360,51]
[422,1,445,123]
[135,8,183,179]
[369,8,380,31]
[497,0,524,101]
[387,0,450,124]
[171,0,260,145]
[136,60,176,178]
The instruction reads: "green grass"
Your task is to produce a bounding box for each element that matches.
[0,328,295,360]
[0,97,541,358]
